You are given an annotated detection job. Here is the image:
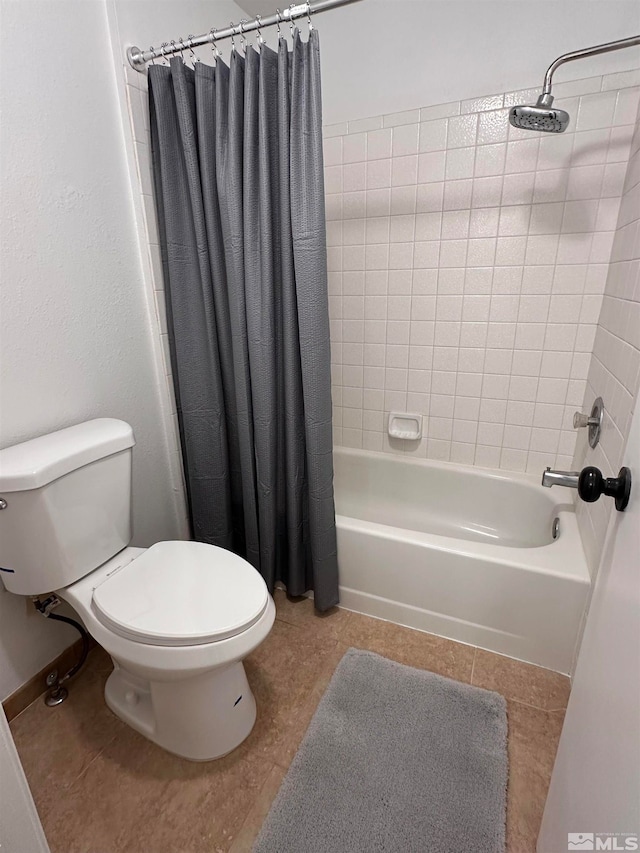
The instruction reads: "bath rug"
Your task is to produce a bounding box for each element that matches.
[253,648,507,853]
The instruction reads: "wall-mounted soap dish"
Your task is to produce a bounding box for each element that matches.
[388,412,423,441]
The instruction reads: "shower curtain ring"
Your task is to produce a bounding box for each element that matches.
[230,22,236,52]
[275,9,283,38]
[149,46,156,65]
[187,35,199,64]
[209,29,220,62]
[288,4,295,37]
[176,38,186,63]
[306,1,313,31]
[170,39,182,63]
[256,14,265,48]
[160,42,169,64]
[238,19,247,52]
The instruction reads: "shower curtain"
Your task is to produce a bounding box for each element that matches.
[148,30,339,611]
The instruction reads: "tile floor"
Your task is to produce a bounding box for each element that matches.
[10,591,570,853]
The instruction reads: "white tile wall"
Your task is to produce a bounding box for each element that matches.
[325,71,640,474]
[573,111,640,575]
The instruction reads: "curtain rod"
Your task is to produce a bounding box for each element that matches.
[127,0,363,72]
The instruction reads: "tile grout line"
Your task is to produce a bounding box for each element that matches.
[228,759,281,853]
[274,611,344,644]
[507,696,569,715]
[68,726,127,789]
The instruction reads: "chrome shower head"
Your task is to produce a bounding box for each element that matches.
[508,93,570,133]
[509,34,640,134]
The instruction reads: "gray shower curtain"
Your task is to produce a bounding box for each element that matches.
[148,30,338,611]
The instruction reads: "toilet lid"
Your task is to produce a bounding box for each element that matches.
[91,541,269,646]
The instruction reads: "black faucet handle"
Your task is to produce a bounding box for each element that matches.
[578,466,632,511]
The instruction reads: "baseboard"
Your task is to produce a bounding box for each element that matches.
[2,637,96,722]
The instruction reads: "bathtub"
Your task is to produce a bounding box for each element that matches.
[334,447,590,674]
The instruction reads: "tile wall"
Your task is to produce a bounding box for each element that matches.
[324,70,640,473]
[573,111,640,575]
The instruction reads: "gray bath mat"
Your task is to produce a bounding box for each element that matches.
[253,648,507,853]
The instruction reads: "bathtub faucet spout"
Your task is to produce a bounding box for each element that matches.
[541,468,579,489]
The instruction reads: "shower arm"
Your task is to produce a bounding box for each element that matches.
[539,34,640,104]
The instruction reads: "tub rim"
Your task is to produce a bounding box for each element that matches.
[333,444,571,498]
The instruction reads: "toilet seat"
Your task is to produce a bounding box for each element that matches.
[91,541,268,647]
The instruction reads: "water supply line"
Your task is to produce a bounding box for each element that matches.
[33,595,90,706]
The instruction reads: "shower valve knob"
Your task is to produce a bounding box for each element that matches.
[573,412,595,429]
[573,397,604,449]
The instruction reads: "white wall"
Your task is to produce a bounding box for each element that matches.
[0,0,189,701]
[537,369,640,852]
[0,708,49,853]
[572,112,640,575]
[240,0,640,127]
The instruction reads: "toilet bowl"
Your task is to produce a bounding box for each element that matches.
[60,542,275,760]
[0,419,275,761]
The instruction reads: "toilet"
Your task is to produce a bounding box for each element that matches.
[0,418,275,761]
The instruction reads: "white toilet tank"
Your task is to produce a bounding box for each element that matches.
[0,419,135,595]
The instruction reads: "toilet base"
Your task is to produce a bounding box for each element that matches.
[104,659,257,761]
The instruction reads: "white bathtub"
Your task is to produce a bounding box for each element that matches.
[334,447,590,674]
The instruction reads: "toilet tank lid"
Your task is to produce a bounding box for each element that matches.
[0,419,135,492]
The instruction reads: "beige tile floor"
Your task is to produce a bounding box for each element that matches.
[11,590,570,853]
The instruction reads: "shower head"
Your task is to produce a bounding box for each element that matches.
[509,93,570,134]
[508,34,640,134]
